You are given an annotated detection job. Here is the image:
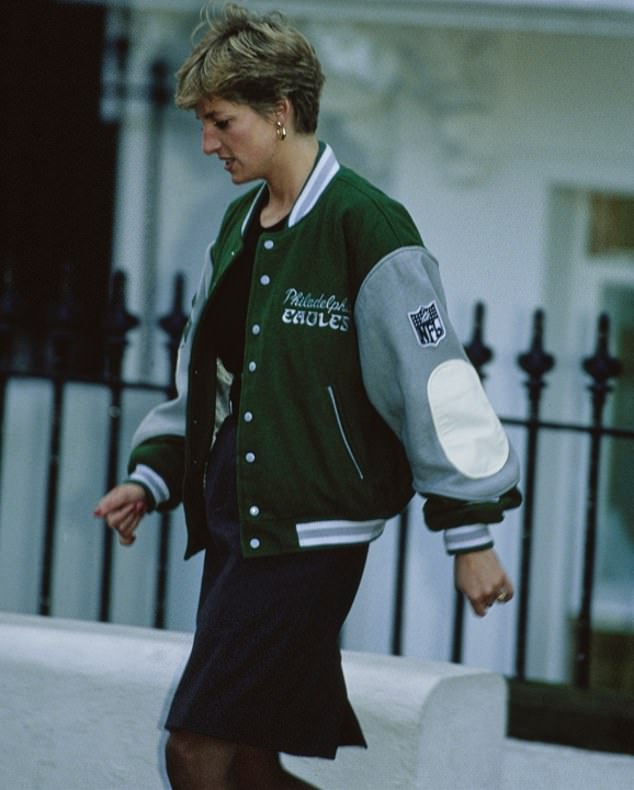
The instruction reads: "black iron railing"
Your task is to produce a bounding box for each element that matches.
[389,302,632,694]
[0,266,186,629]
[0,267,632,709]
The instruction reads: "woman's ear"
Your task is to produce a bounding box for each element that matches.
[275,97,292,125]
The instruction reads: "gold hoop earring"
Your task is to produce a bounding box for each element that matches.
[275,121,287,141]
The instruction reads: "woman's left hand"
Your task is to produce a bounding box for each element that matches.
[454,548,514,617]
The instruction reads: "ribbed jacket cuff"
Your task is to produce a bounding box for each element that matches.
[443,524,494,555]
[125,464,170,510]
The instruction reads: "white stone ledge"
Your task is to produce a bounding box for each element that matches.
[0,613,506,790]
[283,651,506,790]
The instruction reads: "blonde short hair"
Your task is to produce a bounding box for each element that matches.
[175,3,325,133]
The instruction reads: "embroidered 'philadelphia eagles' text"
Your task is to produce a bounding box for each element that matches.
[281,288,351,332]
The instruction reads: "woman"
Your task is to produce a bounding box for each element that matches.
[95,4,521,789]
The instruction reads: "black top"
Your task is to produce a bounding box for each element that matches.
[209,198,287,406]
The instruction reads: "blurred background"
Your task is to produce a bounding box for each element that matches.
[0,0,632,752]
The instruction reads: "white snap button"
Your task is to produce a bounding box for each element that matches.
[244,411,253,422]
[260,274,270,285]
[248,361,257,372]
[252,324,261,335]
[245,452,256,463]
[249,537,261,550]
[249,505,260,517]
[263,240,274,250]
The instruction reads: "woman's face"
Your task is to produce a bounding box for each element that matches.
[195,96,280,185]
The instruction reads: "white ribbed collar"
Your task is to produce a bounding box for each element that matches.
[240,143,340,235]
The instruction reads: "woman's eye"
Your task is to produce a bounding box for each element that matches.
[214,120,229,130]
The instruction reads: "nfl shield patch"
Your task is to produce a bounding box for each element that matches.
[408,301,446,347]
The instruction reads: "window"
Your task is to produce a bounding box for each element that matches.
[588,194,634,256]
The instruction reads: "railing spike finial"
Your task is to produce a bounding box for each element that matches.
[159,272,188,388]
[103,270,139,380]
[582,312,622,390]
[464,301,494,379]
[517,308,556,399]
[48,261,83,374]
[159,272,187,340]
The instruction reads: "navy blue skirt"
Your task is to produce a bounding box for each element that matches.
[165,416,368,758]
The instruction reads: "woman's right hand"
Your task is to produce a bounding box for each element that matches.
[94,483,149,546]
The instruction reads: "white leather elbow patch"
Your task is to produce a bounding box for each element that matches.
[427,359,509,478]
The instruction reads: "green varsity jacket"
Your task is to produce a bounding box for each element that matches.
[127,144,520,560]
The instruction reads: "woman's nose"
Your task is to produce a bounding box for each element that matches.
[202,128,220,155]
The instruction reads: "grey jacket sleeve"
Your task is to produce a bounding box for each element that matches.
[354,245,520,554]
